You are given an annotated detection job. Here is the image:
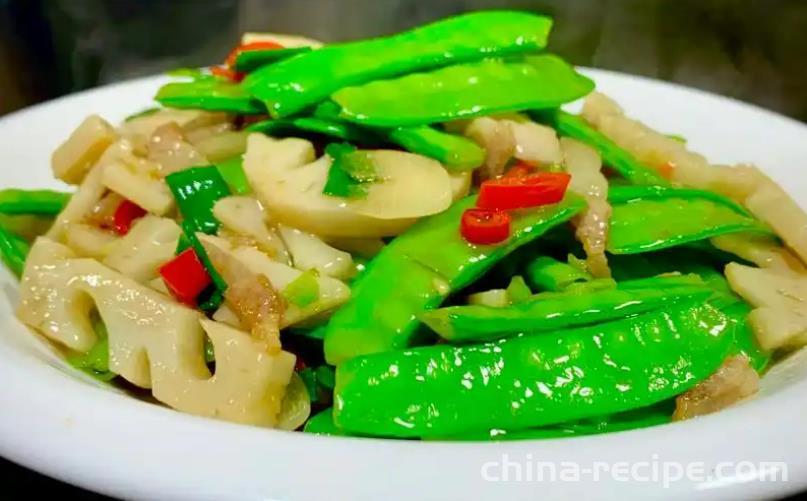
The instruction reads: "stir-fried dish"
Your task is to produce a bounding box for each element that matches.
[3,11,807,440]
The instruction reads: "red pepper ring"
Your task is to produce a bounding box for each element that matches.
[477,172,571,211]
[460,208,511,245]
[112,199,147,235]
[225,41,285,67]
[159,248,213,306]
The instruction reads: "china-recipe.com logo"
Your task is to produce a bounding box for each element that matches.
[480,454,788,488]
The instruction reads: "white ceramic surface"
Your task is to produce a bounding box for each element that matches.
[1,70,807,501]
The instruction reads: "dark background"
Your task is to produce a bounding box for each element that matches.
[0,0,806,498]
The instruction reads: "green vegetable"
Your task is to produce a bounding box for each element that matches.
[247,117,378,144]
[156,79,264,114]
[434,403,672,441]
[124,107,161,122]
[166,166,232,235]
[244,11,553,117]
[67,319,116,382]
[315,365,336,390]
[421,276,712,343]
[233,46,313,72]
[215,157,251,195]
[180,221,228,311]
[323,194,585,364]
[387,126,485,170]
[282,269,320,307]
[525,256,593,291]
[504,275,532,305]
[0,189,70,215]
[334,300,733,438]
[608,186,771,254]
[297,368,320,403]
[0,225,30,277]
[534,110,668,186]
[322,143,377,199]
[304,408,349,436]
[331,55,594,127]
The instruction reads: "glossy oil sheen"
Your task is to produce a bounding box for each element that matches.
[332,55,594,127]
[323,194,586,365]
[244,11,553,117]
[334,301,733,438]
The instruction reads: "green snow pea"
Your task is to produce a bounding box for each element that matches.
[331,55,594,127]
[304,408,349,436]
[244,11,553,117]
[156,79,264,114]
[214,157,251,195]
[323,194,586,364]
[533,110,668,186]
[233,46,312,73]
[0,189,70,215]
[0,224,30,277]
[421,276,713,342]
[334,300,733,438]
[608,186,771,254]
[433,403,673,441]
[525,255,592,291]
[247,117,378,144]
[387,126,484,170]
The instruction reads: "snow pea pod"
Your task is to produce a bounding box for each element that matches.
[244,11,553,117]
[331,55,594,127]
[533,110,668,186]
[433,403,673,441]
[608,186,771,254]
[247,117,378,144]
[0,224,29,277]
[525,255,592,291]
[334,300,733,438]
[156,79,264,114]
[421,277,712,342]
[387,126,484,171]
[0,189,70,215]
[233,46,312,73]
[323,194,586,364]
[304,408,349,436]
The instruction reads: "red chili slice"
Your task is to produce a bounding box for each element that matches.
[210,65,245,82]
[159,248,213,306]
[502,162,534,179]
[477,172,571,210]
[460,208,511,245]
[112,199,147,235]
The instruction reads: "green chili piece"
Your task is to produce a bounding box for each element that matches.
[215,157,251,195]
[534,110,668,186]
[0,189,71,215]
[67,318,116,382]
[331,55,594,127]
[166,166,232,235]
[245,11,553,117]
[608,186,771,254]
[323,194,586,364]
[334,300,733,438]
[525,255,593,291]
[422,276,712,343]
[387,126,484,170]
[156,79,265,114]
[0,225,30,277]
[233,46,313,73]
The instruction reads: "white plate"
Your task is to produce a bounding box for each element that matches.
[1,70,807,501]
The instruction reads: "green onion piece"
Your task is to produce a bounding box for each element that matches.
[322,143,377,199]
[0,224,30,277]
[282,269,320,307]
[0,189,71,215]
[505,275,532,304]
